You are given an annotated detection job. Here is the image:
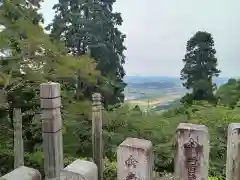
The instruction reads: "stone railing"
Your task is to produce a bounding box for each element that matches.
[0,82,239,180]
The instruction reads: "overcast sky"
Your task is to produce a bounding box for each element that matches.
[40,0,240,77]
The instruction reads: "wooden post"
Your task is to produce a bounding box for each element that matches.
[13,108,24,169]
[226,123,240,180]
[92,93,103,180]
[174,123,209,180]
[40,82,63,180]
[117,138,153,180]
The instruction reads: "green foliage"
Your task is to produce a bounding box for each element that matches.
[0,0,101,146]
[0,1,238,180]
[2,98,236,178]
[47,0,127,107]
[216,78,240,108]
[0,0,102,175]
[100,102,240,177]
[181,31,220,103]
[103,158,117,180]
[208,177,225,180]
[101,105,178,171]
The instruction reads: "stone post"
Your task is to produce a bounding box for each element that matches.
[117,138,153,180]
[92,93,103,180]
[40,82,63,180]
[226,123,240,180]
[174,123,209,180]
[13,108,24,169]
[0,166,41,180]
[60,159,98,180]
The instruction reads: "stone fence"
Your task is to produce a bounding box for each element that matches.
[0,82,239,180]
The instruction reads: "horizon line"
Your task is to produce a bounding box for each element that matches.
[125,75,232,78]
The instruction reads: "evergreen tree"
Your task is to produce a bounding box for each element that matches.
[180,31,221,103]
[47,0,126,107]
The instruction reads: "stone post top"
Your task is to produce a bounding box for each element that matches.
[62,159,97,176]
[92,93,101,106]
[0,166,41,180]
[41,82,60,85]
[40,82,60,98]
[119,137,152,151]
[228,123,240,130]
[177,123,208,133]
[92,93,101,100]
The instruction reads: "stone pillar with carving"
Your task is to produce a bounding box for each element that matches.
[117,138,153,180]
[174,123,209,180]
[226,123,240,180]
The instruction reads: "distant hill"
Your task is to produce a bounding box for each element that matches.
[124,76,180,84]
[124,76,228,86]
[124,76,229,101]
[128,81,177,89]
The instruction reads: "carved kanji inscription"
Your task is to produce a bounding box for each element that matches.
[184,137,203,180]
[125,155,138,168]
[125,172,142,180]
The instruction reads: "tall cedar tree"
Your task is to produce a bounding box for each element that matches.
[180,31,220,104]
[47,0,126,107]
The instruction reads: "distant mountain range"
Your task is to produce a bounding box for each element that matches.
[124,76,229,87]
[124,76,180,84]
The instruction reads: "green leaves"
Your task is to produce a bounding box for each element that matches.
[48,0,126,107]
[181,31,220,103]
[0,0,101,163]
[216,78,240,108]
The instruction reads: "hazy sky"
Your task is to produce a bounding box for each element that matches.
[40,0,240,77]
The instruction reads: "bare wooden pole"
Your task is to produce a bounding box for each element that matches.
[40,82,63,180]
[13,108,24,169]
[92,93,103,180]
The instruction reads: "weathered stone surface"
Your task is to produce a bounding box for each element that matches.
[117,138,153,180]
[41,108,61,120]
[60,159,98,180]
[0,166,41,180]
[40,97,61,109]
[40,82,60,98]
[41,108,62,133]
[42,118,62,134]
[226,123,240,180]
[13,108,24,169]
[92,93,103,180]
[42,131,64,178]
[174,123,209,180]
[92,93,101,106]
[40,82,63,180]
